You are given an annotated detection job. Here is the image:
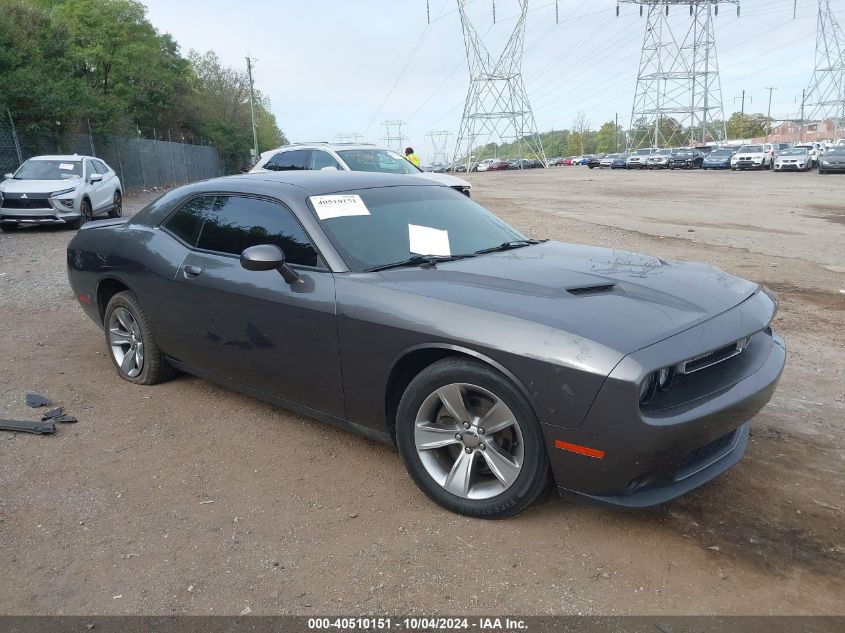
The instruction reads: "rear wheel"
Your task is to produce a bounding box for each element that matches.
[396,358,549,518]
[104,290,174,385]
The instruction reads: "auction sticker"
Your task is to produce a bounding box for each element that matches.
[310,194,371,220]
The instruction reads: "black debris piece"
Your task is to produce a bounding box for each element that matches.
[41,407,65,421]
[0,419,56,435]
[26,393,51,408]
[53,414,78,424]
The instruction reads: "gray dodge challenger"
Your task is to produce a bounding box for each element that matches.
[67,171,786,518]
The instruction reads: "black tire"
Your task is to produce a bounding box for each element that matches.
[108,190,123,218]
[0,223,18,232]
[103,290,175,385]
[395,357,549,519]
[69,199,93,230]
[819,169,827,174]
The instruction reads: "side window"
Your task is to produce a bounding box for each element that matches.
[85,160,97,178]
[195,196,320,267]
[311,150,341,171]
[264,149,311,171]
[95,160,109,174]
[163,196,215,246]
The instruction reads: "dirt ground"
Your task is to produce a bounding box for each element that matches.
[0,168,843,616]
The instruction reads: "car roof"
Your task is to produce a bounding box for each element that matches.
[217,170,444,195]
[268,143,383,153]
[28,155,88,161]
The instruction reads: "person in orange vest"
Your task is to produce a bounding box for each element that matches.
[404,147,421,168]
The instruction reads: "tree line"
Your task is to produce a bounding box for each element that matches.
[0,0,287,171]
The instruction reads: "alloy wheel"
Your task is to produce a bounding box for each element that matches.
[413,382,524,500]
[108,307,144,378]
[113,192,122,217]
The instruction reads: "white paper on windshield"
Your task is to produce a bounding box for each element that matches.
[310,194,370,220]
[59,163,75,170]
[408,224,451,256]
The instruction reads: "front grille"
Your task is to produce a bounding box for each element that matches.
[676,430,737,479]
[1,198,52,210]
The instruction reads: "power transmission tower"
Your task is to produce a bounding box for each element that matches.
[619,1,739,149]
[452,0,547,170]
[802,0,845,127]
[335,132,364,144]
[381,120,407,154]
[427,130,453,166]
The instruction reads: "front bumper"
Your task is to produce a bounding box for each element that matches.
[544,291,785,507]
[734,159,765,170]
[0,200,80,225]
[775,162,807,171]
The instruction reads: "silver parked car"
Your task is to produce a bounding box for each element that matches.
[0,155,122,231]
[773,147,812,172]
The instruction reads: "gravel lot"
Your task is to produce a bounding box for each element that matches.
[1,168,843,616]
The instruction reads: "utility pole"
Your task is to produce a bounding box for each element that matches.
[246,56,260,166]
[799,88,807,140]
[615,113,619,152]
[802,0,845,127]
[734,90,751,116]
[765,86,777,140]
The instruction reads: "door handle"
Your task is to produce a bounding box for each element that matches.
[183,265,203,278]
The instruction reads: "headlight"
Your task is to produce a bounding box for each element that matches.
[639,373,656,405]
[822,160,830,165]
[50,187,77,197]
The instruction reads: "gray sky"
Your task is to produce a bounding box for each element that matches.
[142,0,840,160]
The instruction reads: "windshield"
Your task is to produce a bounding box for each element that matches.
[675,150,694,157]
[337,149,421,175]
[780,148,807,156]
[738,145,764,153]
[14,159,82,180]
[311,185,525,272]
[709,149,733,157]
[826,148,845,156]
[656,149,673,155]
[635,149,651,155]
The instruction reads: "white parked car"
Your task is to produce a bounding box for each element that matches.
[773,147,812,171]
[626,147,658,169]
[0,155,122,231]
[792,143,824,166]
[647,148,674,169]
[476,158,497,172]
[730,144,772,170]
[251,143,472,196]
[599,153,620,167]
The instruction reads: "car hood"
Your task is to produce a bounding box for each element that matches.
[735,152,766,159]
[704,156,729,161]
[0,178,81,194]
[416,172,471,189]
[379,241,759,354]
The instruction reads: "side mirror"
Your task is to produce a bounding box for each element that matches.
[90,173,103,183]
[3,173,13,180]
[240,244,301,284]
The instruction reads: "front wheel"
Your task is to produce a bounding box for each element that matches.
[395,358,549,518]
[104,290,174,385]
[108,190,123,218]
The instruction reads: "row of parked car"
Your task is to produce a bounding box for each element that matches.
[466,139,845,174]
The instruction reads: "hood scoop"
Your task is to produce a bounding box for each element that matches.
[567,283,616,296]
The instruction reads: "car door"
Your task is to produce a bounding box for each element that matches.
[95,160,116,195]
[163,194,345,417]
[83,160,103,212]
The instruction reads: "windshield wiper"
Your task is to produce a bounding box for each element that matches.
[473,239,544,255]
[366,254,476,272]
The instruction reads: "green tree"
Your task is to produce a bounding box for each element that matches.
[726,112,769,140]
[595,121,621,153]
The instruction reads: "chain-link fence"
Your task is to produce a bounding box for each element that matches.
[1,112,225,191]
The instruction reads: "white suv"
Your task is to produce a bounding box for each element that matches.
[251,143,472,196]
[0,155,122,231]
[626,147,658,169]
[730,144,772,170]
